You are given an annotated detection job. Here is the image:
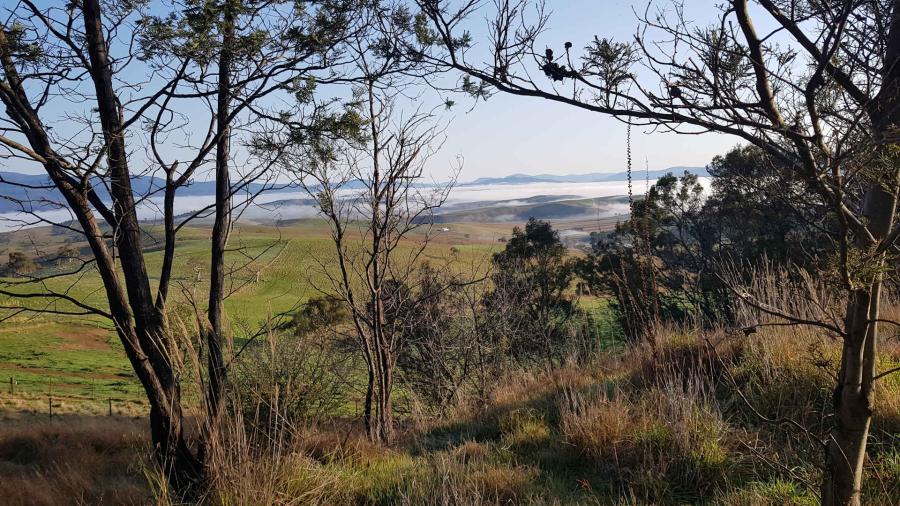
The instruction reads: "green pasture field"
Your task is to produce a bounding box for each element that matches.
[0,219,506,406]
[0,218,617,412]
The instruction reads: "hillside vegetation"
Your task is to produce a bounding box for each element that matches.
[2,313,897,505]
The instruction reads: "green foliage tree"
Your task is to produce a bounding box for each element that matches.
[394,263,468,411]
[704,145,831,266]
[581,148,834,341]
[580,173,711,340]
[488,218,578,365]
[292,295,350,336]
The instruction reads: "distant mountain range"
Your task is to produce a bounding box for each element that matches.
[461,166,708,186]
[0,171,272,214]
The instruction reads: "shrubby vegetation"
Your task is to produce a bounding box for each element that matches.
[5,252,36,276]
[488,218,580,366]
[12,298,894,504]
[579,145,833,340]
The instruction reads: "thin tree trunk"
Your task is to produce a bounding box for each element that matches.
[823,287,876,506]
[142,323,203,492]
[203,0,236,468]
[378,343,394,443]
[363,356,378,441]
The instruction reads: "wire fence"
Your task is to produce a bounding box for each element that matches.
[2,375,149,418]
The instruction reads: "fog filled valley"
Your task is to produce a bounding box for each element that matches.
[0,177,701,234]
[1,1,899,505]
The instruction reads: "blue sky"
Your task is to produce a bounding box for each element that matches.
[426,1,738,181]
[2,1,740,183]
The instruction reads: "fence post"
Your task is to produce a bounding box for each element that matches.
[48,379,52,419]
[8,377,12,395]
[108,397,112,417]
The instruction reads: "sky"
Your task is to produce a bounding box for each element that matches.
[1,1,745,229]
[422,1,739,181]
[1,1,741,184]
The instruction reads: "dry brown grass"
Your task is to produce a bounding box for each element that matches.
[465,465,539,504]
[0,393,148,418]
[452,440,489,464]
[0,415,150,505]
[561,379,735,500]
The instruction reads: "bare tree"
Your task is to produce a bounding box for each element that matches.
[288,78,456,443]
[412,1,899,503]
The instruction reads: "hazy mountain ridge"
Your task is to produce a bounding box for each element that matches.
[0,171,273,213]
[462,166,708,186]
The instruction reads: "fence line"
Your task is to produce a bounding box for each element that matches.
[2,374,149,417]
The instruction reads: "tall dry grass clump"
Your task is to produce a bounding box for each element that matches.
[561,359,737,501]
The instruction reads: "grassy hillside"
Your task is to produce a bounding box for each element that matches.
[0,219,503,410]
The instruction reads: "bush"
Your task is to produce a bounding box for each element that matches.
[291,295,349,336]
[234,329,355,427]
[6,252,37,275]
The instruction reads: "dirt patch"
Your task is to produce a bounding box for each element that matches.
[57,325,115,351]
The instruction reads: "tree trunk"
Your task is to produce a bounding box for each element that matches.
[117,322,203,495]
[823,3,900,499]
[145,340,203,495]
[822,287,877,506]
[363,358,379,441]
[366,345,394,444]
[822,180,896,505]
[202,0,236,469]
[362,332,394,444]
[378,347,394,444]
